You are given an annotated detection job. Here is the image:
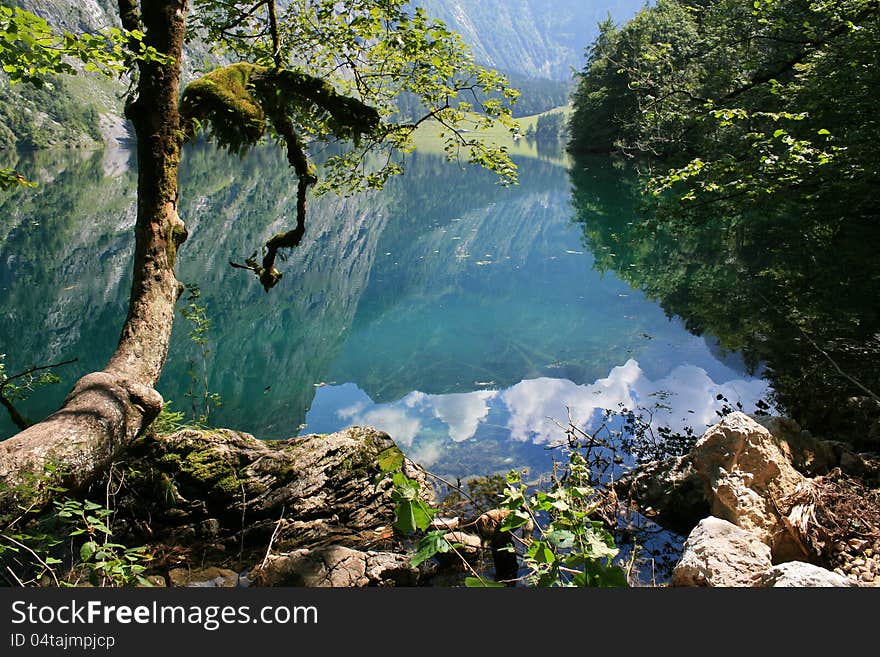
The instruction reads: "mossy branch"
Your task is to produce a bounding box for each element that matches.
[180,62,381,291]
[250,69,381,143]
[117,0,141,32]
[180,63,267,155]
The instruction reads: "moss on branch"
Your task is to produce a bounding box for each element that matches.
[180,63,381,291]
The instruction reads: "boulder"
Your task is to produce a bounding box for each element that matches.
[691,412,807,560]
[249,546,419,587]
[759,562,856,588]
[753,416,836,475]
[755,415,879,481]
[672,517,772,587]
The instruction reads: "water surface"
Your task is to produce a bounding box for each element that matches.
[0,146,770,478]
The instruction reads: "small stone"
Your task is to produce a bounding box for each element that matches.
[861,572,875,583]
[168,567,239,587]
[443,532,483,553]
[198,518,220,537]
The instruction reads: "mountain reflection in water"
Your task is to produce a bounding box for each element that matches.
[0,145,772,479]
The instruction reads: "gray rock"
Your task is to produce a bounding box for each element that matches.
[167,567,241,587]
[760,562,857,588]
[672,517,772,587]
[250,546,419,587]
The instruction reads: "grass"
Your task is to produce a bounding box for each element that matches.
[411,105,573,167]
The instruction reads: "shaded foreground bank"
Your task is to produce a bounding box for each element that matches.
[2,409,877,588]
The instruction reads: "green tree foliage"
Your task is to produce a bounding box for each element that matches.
[183,0,519,289]
[569,0,879,210]
[568,6,701,155]
[188,0,518,192]
[0,4,159,85]
[570,158,880,447]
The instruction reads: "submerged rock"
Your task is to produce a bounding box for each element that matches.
[167,567,242,588]
[613,455,708,535]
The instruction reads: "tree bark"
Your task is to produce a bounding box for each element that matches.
[0,0,189,512]
[107,0,189,386]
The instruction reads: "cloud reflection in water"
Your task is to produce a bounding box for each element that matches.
[305,359,771,469]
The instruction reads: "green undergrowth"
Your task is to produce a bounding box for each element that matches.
[387,439,629,588]
[0,464,152,587]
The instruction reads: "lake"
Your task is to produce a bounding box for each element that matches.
[0,144,771,480]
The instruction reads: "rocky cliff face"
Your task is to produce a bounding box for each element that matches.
[417,0,643,81]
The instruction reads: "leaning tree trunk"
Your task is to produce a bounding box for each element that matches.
[0,0,189,513]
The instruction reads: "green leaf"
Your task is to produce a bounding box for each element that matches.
[464,577,506,588]
[526,541,555,564]
[393,499,417,533]
[546,529,575,549]
[582,561,629,588]
[411,499,435,531]
[393,497,435,533]
[410,531,450,566]
[377,446,405,472]
[80,541,97,562]
[550,499,570,511]
[582,529,619,560]
[499,510,531,532]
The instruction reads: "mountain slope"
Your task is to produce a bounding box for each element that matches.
[417,0,645,81]
[0,1,645,150]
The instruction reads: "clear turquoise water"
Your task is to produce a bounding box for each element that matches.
[0,145,770,479]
